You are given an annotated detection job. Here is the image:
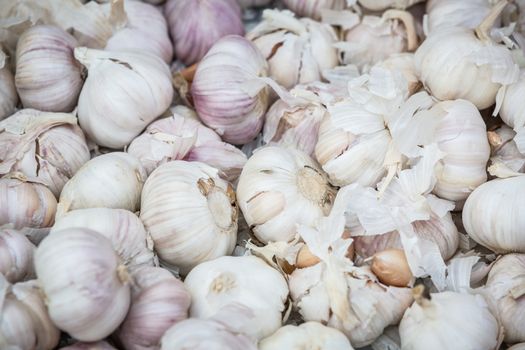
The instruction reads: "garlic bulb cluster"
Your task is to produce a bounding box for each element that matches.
[58,152,146,216]
[0,49,17,121]
[485,254,525,343]
[191,35,269,145]
[0,228,35,283]
[35,228,131,341]
[282,0,345,20]
[0,109,90,196]
[60,342,117,350]
[75,47,173,148]
[247,9,338,89]
[140,161,238,274]
[165,0,244,65]
[488,125,525,173]
[116,266,191,350]
[184,255,289,340]
[15,25,83,112]
[425,0,493,34]
[358,0,425,11]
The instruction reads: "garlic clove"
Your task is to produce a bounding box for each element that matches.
[295,244,321,268]
[0,228,35,283]
[371,249,414,287]
[0,49,17,121]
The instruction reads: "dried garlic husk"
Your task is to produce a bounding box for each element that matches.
[484,254,525,343]
[0,109,90,196]
[282,0,345,20]
[358,0,425,11]
[75,47,173,148]
[425,0,494,34]
[0,228,35,283]
[116,266,191,350]
[0,49,17,121]
[376,53,420,96]
[35,228,130,341]
[184,255,289,340]
[59,342,116,350]
[488,125,525,173]
[191,35,269,145]
[247,9,338,89]
[463,176,525,253]
[58,152,146,216]
[237,146,335,243]
[259,322,354,349]
[52,208,155,269]
[165,0,244,65]
[140,161,238,275]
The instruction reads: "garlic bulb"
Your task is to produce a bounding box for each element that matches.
[58,152,146,216]
[60,342,117,350]
[500,71,525,132]
[116,266,191,350]
[105,0,173,63]
[35,228,131,341]
[399,288,500,350]
[376,53,420,96]
[259,322,354,350]
[237,146,336,243]
[463,176,525,253]
[0,228,35,283]
[0,49,17,121]
[15,25,83,112]
[0,109,90,196]
[140,161,237,275]
[75,47,173,148]
[414,1,519,109]
[165,0,244,65]
[191,35,269,145]
[247,9,338,89]
[488,125,525,173]
[184,255,288,340]
[358,0,425,11]
[425,0,493,34]
[186,143,247,183]
[52,208,155,269]
[282,0,345,20]
[485,254,525,343]
[0,176,57,229]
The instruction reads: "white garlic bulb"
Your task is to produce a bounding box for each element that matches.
[58,152,146,216]
[75,47,173,148]
[247,9,338,89]
[259,322,354,350]
[184,255,289,340]
[283,0,345,20]
[237,146,335,243]
[485,254,525,343]
[15,25,83,112]
[399,289,500,350]
[0,49,17,121]
[35,228,131,341]
[191,35,269,145]
[425,0,493,34]
[165,0,244,65]
[0,228,35,283]
[52,208,155,270]
[140,161,238,275]
[116,266,191,350]
[0,109,90,196]
[500,71,525,132]
[59,342,117,350]
[488,125,525,173]
[376,53,421,95]
[358,0,425,11]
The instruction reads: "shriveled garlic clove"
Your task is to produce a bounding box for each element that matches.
[425,0,494,34]
[358,0,425,11]
[283,0,345,20]
[0,49,17,121]
[165,0,244,65]
[0,228,35,283]
[58,152,146,216]
[59,342,117,350]
[140,161,238,275]
[371,249,413,287]
[35,228,131,341]
[75,47,173,149]
[15,25,83,112]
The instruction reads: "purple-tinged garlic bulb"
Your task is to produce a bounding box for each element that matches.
[282,0,345,20]
[0,49,17,121]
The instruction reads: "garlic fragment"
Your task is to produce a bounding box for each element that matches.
[0,49,17,121]
[358,0,425,11]
[0,228,35,283]
[59,342,117,350]
[488,125,525,173]
[371,249,413,287]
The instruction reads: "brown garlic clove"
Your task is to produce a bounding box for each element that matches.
[296,245,321,269]
[371,249,413,287]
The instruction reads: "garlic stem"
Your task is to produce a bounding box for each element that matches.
[382,9,418,51]
[475,0,508,43]
[110,0,127,31]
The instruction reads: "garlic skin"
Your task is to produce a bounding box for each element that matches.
[376,53,420,96]
[0,228,35,283]
[488,125,525,173]
[500,71,525,132]
[75,47,173,148]
[463,176,525,253]
[58,152,146,216]
[399,290,499,350]
[485,254,525,343]
[282,0,345,20]
[191,35,269,145]
[184,255,289,340]
[140,161,238,275]
[116,266,191,350]
[186,143,247,184]
[425,0,493,34]
[237,146,335,243]
[259,322,354,350]
[358,0,425,11]
[0,109,90,196]
[165,0,244,65]
[15,25,83,112]
[59,342,117,350]
[0,50,17,121]
[35,228,131,341]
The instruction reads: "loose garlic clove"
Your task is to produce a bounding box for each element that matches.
[35,228,131,341]
[15,25,83,112]
[425,0,494,34]
[0,228,35,283]
[295,244,321,268]
[283,0,345,20]
[0,49,17,121]
[59,342,117,350]
[75,47,173,149]
[358,0,425,11]
[140,161,238,275]
[371,249,413,287]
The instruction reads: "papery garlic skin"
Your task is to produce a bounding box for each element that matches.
[376,53,420,95]
[75,47,173,148]
[259,322,354,350]
[35,228,130,341]
[358,0,424,11]
[191,35,269,145]
[184,255,289,340]
[59,342,117,350]
[0,228,35,283]
[237,146,335,243]
[140,161,238,275]
[488,125,525,173]
[0,51,17,121]
[58,152,146,215]
[165,0,244,65]
[500,72,525,131]
[283,0,345,20]
[463,176,525,253]
[425,0,493,34]
[15,25,83,112]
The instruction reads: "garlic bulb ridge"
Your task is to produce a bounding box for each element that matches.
[0,228,35,283]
